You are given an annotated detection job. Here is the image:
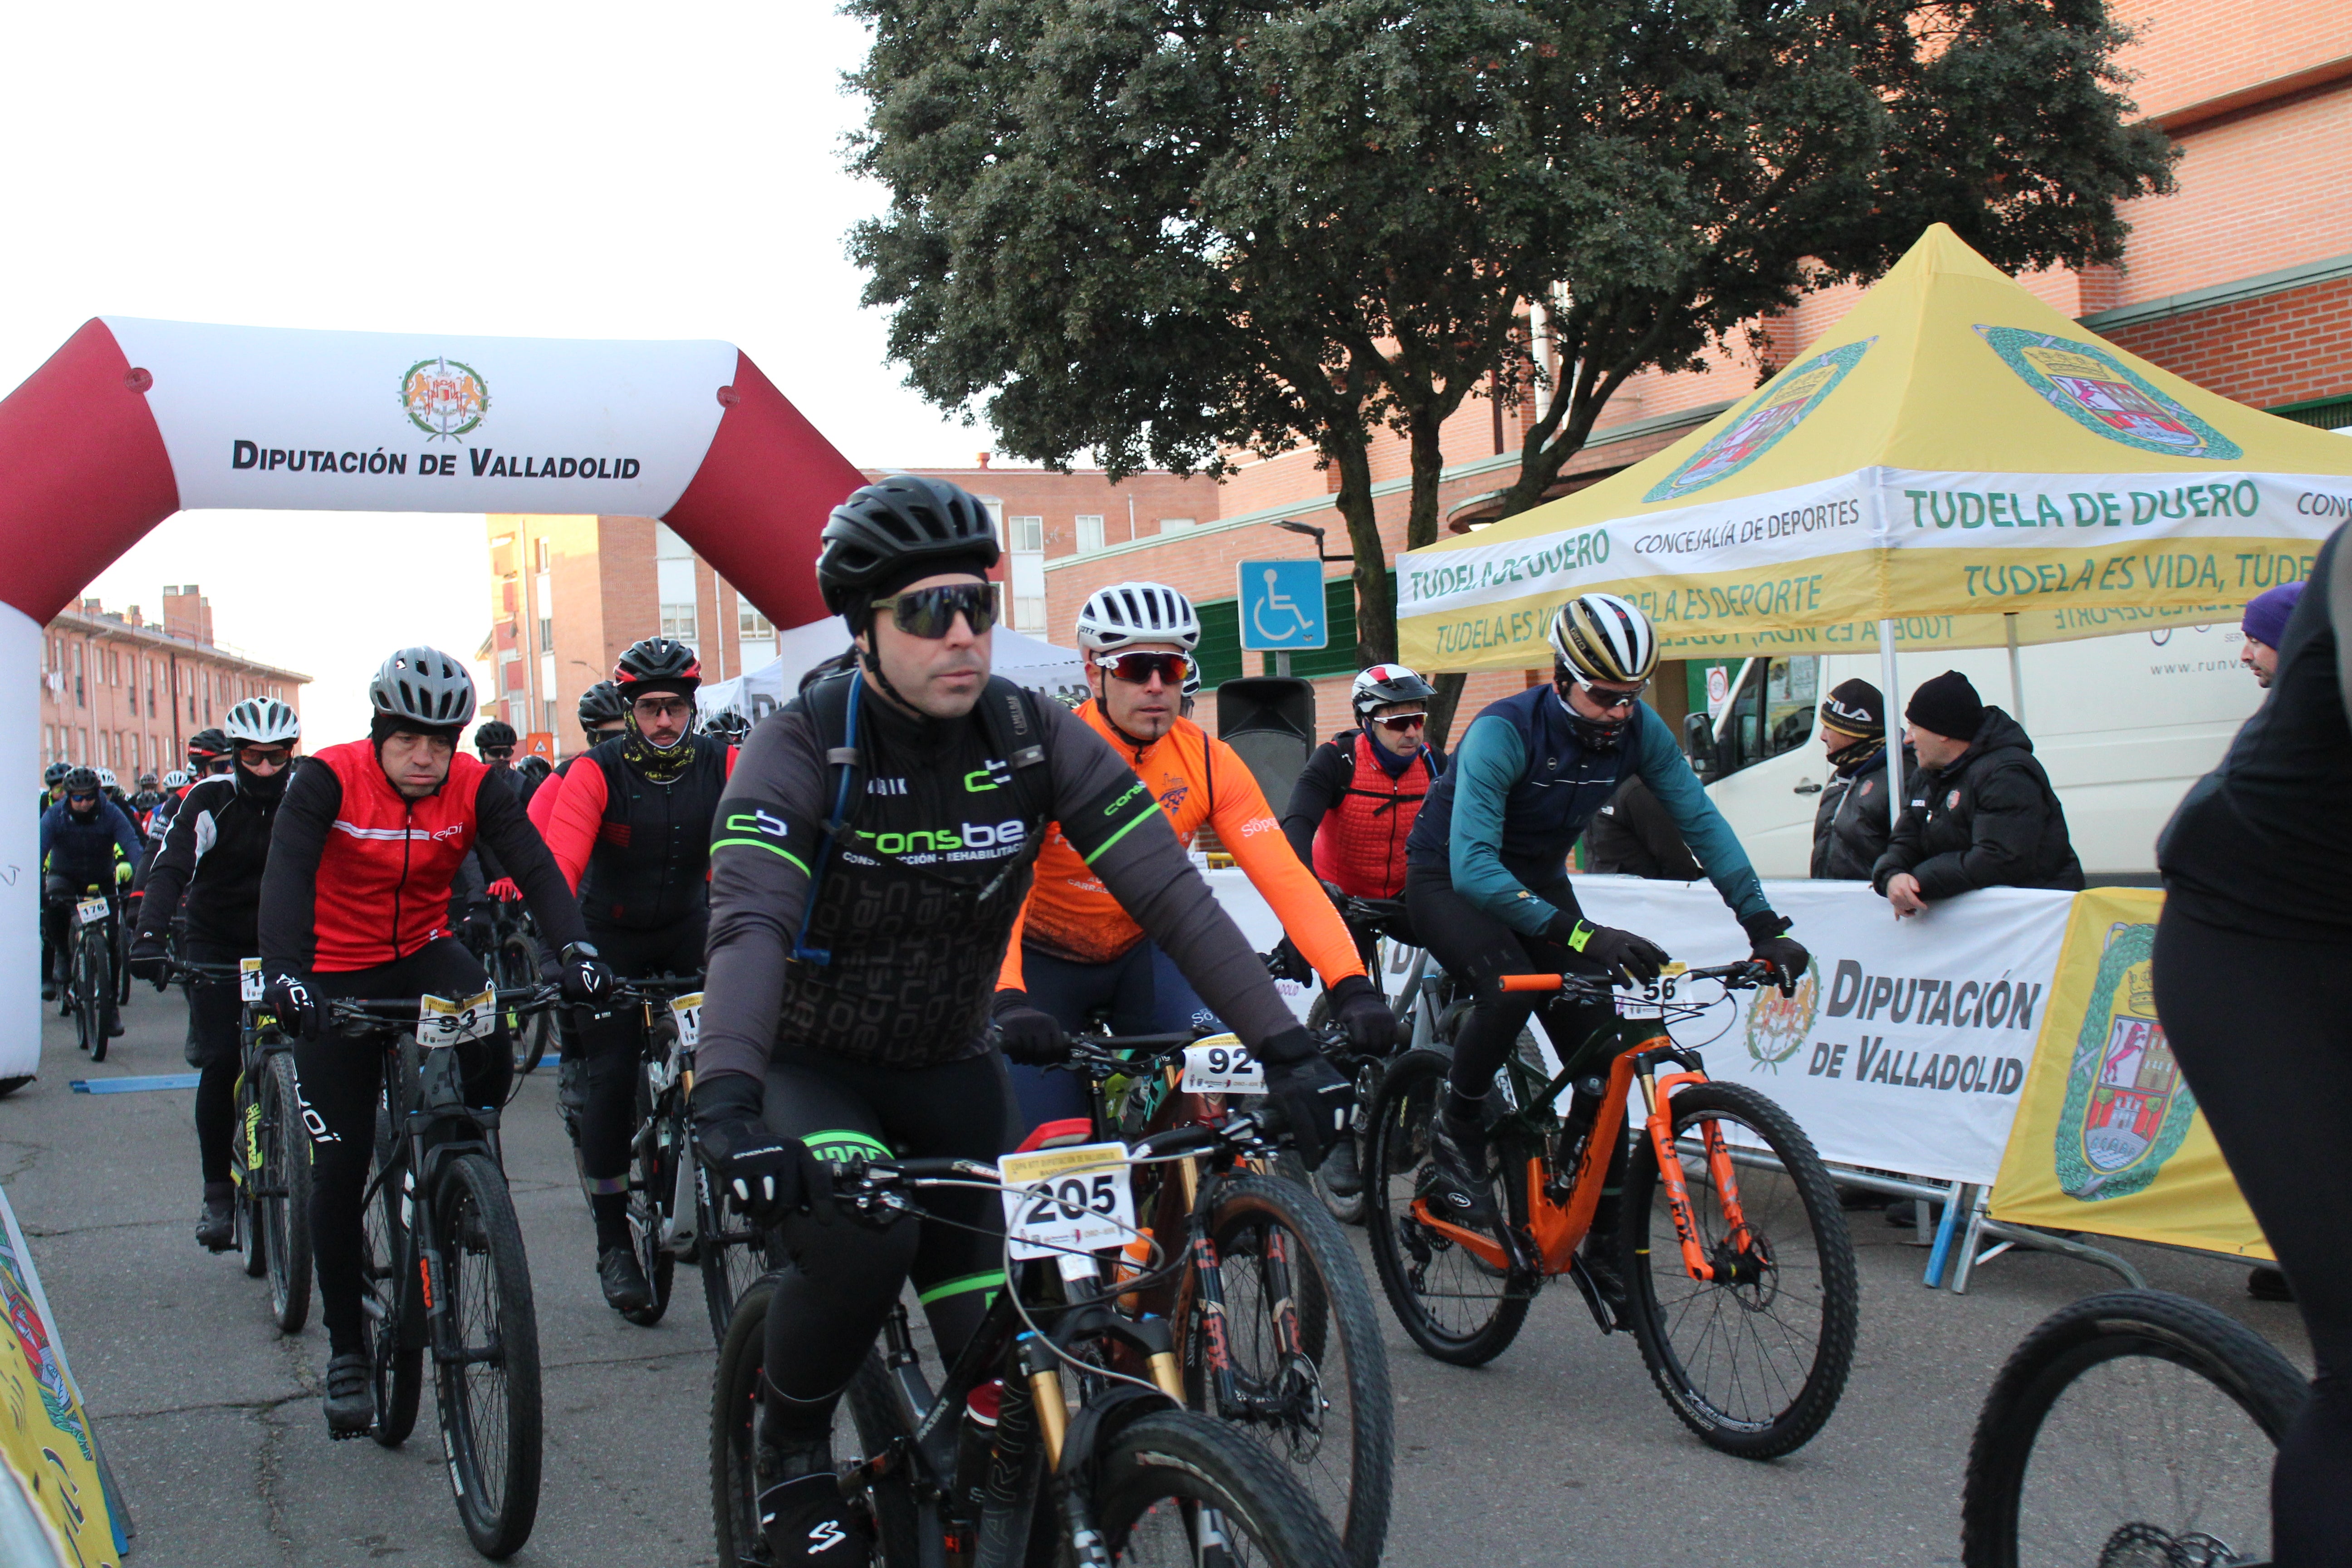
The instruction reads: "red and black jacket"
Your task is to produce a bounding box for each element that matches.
[1279,730,1443,900]
[542,734,735,931]
[260,739,588,975]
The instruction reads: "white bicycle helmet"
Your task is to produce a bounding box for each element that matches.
[162,769,190,789]
[1547,593,1657,686]
[368,646,477,729]
[1075,583,1201,654]
[95,767,118,791]
[225,696,302,747]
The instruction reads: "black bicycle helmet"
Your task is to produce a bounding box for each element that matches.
[577,681,628,729]
[474,718,518,750]
[43,762,69,787]
[815,475,1000,620]
[368,646,477,730]
[62,767,99,796]
[186,728,230,764]
[613,637,702,692]
[705,708,752,742]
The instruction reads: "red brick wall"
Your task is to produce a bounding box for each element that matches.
[2104,274,2352,409]
[2112,0,2347,121]
[38,614,307,774]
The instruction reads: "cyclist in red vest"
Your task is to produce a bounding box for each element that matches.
[1281,663,1445,949]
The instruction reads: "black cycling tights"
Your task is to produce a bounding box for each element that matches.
[755,1046,1018,1450]
[293,939,511,1356]
[184,940,248,1187]
[572,916,706,1251]
[2154,905,2352,1568]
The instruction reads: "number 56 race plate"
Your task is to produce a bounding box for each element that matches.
[1180,1034,1265,1095]
[998,1142,1137,1261]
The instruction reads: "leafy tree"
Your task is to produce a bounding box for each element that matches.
[848,0,2173,742]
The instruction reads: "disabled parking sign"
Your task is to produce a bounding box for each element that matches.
[1238,559,1328,652]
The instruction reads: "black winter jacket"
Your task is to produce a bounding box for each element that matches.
[1871,709,2082,898]
[1811,739,1911,881]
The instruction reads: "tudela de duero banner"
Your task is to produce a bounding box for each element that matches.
[1568,879,2072,1186]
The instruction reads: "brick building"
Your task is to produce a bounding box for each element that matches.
[1039,0,2352,736]
[480,460,1210,755]
[37,585,309,778]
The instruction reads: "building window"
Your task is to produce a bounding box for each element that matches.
[1011,516,1044,553]
[1076,515,1106,554]
[979,497,1005,544]
[1015,597,1048,633]
[656,523,699,648]
[1158,517,1196,536]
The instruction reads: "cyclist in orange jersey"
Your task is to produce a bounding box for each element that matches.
[991,582,1394,1134]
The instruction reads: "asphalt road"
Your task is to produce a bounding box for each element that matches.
[5,981,2310,1568]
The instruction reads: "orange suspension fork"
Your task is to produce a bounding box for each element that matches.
[1642,1068,1716,1283]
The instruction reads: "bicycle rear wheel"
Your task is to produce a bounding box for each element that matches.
[1619,1079,1858,1458]
[431,1151,543,1559]
[1363,1050,1529,1367]
[1961,1289,2303,1568]
[363,1101,423,1447]
[1190,1172,1392,1568]
[710,1277,920,1568]
[499,936,548,1077]
[261,1051,312,1333]
[699,1169,773,1345]
[1091,1408,1348,1568]
[622,1068,676,1327]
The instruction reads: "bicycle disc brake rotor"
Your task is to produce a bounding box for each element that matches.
[1705,1232,1779,1309]
[2096,1521,2245,1568]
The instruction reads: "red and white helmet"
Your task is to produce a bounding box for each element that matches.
[1350,663,1435,720]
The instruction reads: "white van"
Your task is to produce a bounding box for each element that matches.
[1690,624,2264,882]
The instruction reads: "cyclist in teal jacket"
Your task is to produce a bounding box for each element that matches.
[1403,593,1809,1273]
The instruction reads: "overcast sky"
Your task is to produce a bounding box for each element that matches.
[3,2,982,744]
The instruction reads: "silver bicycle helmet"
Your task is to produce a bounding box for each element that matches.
[225,696,302,747]
[368,646,476,730]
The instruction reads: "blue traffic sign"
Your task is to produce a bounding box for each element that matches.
[1238,559,1329,652]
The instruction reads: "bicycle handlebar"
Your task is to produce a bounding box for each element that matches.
[1498,959,1776,994]
[608,974,706,1003]
[325,985,562,1032]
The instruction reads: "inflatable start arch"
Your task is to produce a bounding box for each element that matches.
[0,316,867,1077]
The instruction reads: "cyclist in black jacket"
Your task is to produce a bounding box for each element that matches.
[690,477,1348,1563]
[130,698,302,1249]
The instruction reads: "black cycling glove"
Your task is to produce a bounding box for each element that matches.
[691,1072,830,1227]
[264,974,318,1039]
[1256,1027,1352,1171]
[1325,974,1394,1055]
[989,989,1068,1067]
[1547,915,1670,987]
[1742,911,1811,997]
[1263,937,1313,988]
[128,934,170,988]
[549,941,615,1007]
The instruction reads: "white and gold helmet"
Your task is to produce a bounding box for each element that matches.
[1546,593,1656,687]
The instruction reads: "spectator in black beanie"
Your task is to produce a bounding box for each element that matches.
[1810,678,1912,880]
[1871,670,2081,915]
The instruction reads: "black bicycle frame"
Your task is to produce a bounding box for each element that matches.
[367,1041,504,1357]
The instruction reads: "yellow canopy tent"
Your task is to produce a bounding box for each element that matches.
[1397,224,2352,676]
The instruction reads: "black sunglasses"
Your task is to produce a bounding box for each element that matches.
[871,583,996,639]
[1097,650,1195,687]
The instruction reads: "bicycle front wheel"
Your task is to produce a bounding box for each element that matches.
[698,1166,772,1345]
[1619,1079,1858,1459]
[1363,1050,1529,1367]
[363,1101,422,1447]
[74,938,106,1060]
[1191,1172,1392,1568]
[261,1051,312,1333]
[432,1151,544,1558]
[499,936,547,1077]
[233,1065,268,1279]
[1960,1289,2303,1568]
[1091,1408,1348,1568]
[622,1068,676,1327]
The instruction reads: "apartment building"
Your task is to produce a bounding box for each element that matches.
[1041,0,2352,733]
[480,460,1208,754]
[38,585,309,778]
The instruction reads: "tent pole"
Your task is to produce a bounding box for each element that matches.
[2005,612,2025,729]
[1879,621,1902,835]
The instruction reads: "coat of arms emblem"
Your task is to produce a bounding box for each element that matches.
[1975,326,2241,461]
[1644,340,1874,503]
[400,355,490,440]
[2054,922,2197,1199]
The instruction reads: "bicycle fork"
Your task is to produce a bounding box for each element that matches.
[1637,1062,1758,1284]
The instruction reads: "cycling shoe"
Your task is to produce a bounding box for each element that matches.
[757,1465,872,1564]
[598,1246,654,1314]
[323,1352,373,1439]
[195,1184,236,1252]
[1422,1110,1500,1233]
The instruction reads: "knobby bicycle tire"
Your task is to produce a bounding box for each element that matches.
[78,937,109,1062]
[623,1067,676,1327]
[698,1163,771,1346]
[1960,1289,2306,1568]
[1093,1408,1349,1568]
[1619,1079,1858,1459]
[262,1052,312,1333]
[432,1151,544,1559]
[365,1098,423,1448]
[710,1277,921,1568]
[1364,1050,1531,1367]
[500,937,548,1078]
[234,1066,270,1279]
[1190,1171,1393,1568]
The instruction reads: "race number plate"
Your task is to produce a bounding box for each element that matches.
[998,1142,1137,1262]
[74,898,110,928]
[668,993,704,1049]
[1619,961,1690,1018]
[239,958,263,1002]
[417,988,498,1048]
[1179,1034,1265,1095]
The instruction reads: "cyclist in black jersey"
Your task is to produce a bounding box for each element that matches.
[2156,522,2352,1568]
[691,475,1348,1566]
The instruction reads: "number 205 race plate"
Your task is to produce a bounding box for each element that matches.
[997,1142,1137,1261]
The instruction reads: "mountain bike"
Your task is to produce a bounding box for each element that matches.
[477,901,550,1078]
[1366,960,1860,1458]
[59,883,120,1061]
[1060,1030,1393,1568]
[1960,1289,2306,1568]
[114,887,139,1007]
[710,1109,1348,1568]
[169,957,313,1330]
[337,985,560,1559]
[1294,896,1443,1227]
